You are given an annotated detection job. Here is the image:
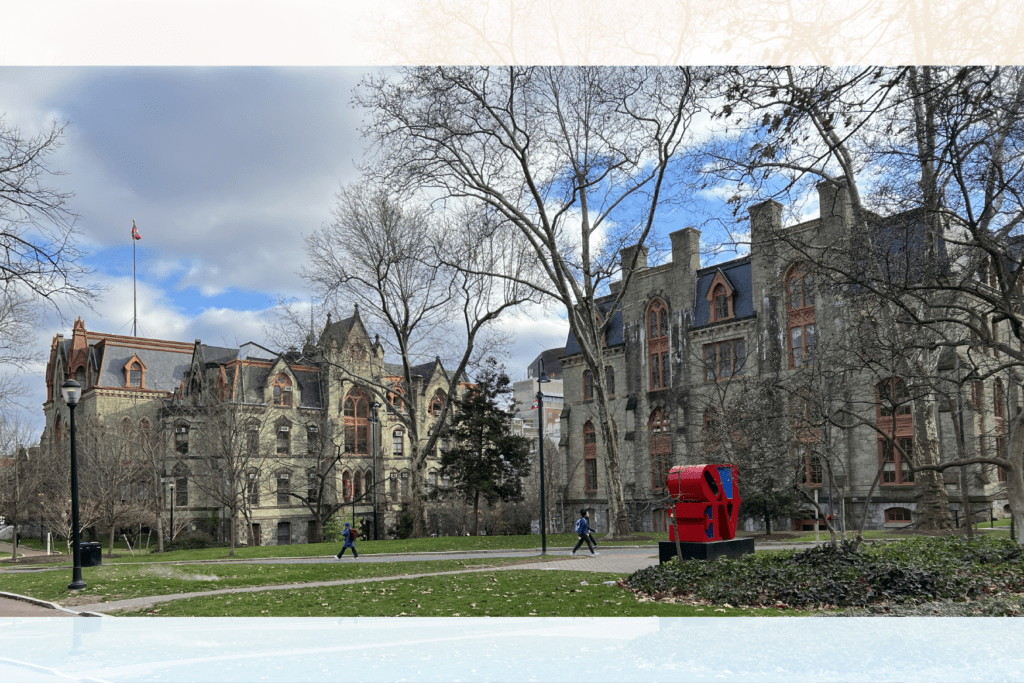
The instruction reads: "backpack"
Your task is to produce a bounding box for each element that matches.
[575,518,585,535]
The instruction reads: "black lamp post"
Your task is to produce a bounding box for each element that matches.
[60,379,86,591]
[536,360,550,556]
[169,482,175,541]
[370,401,382,541]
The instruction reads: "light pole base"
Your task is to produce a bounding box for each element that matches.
[68,580,87,591]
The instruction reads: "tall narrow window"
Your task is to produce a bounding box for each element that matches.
[276,423,291,455]
[342,470,352,502]
[605,366,615,397]
[344,388,369,454]
[583,370,594,400]
[306,424,320,457]
[647,299,669,390]
[714,284,729,320]
[650,409,671,490]
[400,472,409,497]
[354,471,362,500]
[247,471,259,507]
[878,378,914,485]
[273,374,292,406]
[429,389,447,416]
[393,429,404,455]
[175,477,188,507]
[704,339,746,381]
[583,421,598,491]
[175,423,189,455]
[277,472,291,505]
[787,265,816,367]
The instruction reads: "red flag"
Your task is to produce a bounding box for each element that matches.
[131,220,141,240]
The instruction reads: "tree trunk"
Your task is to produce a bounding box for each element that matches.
[764,511,772,535]
[913,396,954,530]
[471,489,480,537]
[591,377,630,539]
[228,509,236,556]
[108,523,116,557]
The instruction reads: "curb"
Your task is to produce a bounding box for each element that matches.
[0,591,109,617]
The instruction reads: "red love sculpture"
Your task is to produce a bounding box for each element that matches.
[665,464,740,542]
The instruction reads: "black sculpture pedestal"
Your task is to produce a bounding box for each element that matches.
[659,537,755,564]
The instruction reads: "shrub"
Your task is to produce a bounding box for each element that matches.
[623,535,1024,609]
[162,537,225,552]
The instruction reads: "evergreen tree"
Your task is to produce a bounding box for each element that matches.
[439,359,532,536]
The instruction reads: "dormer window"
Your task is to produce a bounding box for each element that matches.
[705,271,735,323]
[273,374,292,407]
[123,355,146,389]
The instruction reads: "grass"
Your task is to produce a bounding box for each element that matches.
[0,556,556,604]
[115,569,800,618]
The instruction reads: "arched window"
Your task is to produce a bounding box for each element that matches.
[713,284,729,320]
[605,366,615,397]
[365,469,373,496]
[787,265,816,367]
[995,379,1008,482]
[429,389,447,416]
[428,469,438,488]
[343,388,369,454]
[583,421,598,491]
[174,422,190,455]
[273,374,292,407]
[583,370,594,401]
[388,387,405,413]
[877,379,913,485]
[647,299,669,390]
[392,429,404,455]
[354,470,362,500]
[342,470,352,502]
[650,409,671,490]
[124,355,145,389]
[885,507,913,525]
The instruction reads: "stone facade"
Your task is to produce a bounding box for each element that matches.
[558,183,1012,534]
[42,310,454,545]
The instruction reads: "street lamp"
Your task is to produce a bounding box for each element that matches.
[535,359,550,556]
[169,482,175,541]
[370,401,382,541]
[59,379,85,591]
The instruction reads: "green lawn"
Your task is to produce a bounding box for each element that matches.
[0,556,556,604]
[115,569,801,618]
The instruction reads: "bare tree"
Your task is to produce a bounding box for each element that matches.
[169,397,272,556]
[302,182,537,536]
[0,415,44,560]
[703,65,1024,541]
[357,66,707,538]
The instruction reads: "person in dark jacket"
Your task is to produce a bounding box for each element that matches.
[571,509,598,556]
[335,522,358,559]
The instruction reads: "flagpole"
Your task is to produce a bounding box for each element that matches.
[133,219,137,337]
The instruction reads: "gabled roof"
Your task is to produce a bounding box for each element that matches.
[694,256,753,328]
[564,296,625,356]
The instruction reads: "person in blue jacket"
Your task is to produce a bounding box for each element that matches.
[335,522,358,559]
[571,509,598,556]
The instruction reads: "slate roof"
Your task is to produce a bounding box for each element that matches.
[564,296,624,355]
[92,339,192,392]
[693,256,754,328]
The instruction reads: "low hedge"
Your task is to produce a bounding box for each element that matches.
[623,536,1024,609]
[161,537,226,552]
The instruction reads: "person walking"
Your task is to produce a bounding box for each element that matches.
[335,522,358,559]
[571,509,598,556]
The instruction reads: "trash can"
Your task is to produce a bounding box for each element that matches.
[79,542,102,567]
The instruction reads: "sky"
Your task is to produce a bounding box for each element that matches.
[0,67,582,435]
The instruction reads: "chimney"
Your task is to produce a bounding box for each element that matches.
[620,244,649,281]
[670,227,701,272]
[748,199,783,246]
[816,177,853,234]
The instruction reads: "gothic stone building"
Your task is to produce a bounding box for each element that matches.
[42,310,454,545]
[558,181,1012,534]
